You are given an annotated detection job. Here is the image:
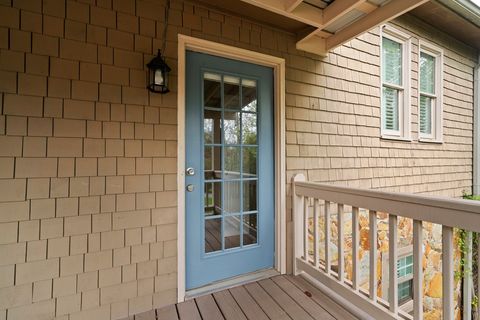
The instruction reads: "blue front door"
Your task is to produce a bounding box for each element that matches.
[185,51,275,290]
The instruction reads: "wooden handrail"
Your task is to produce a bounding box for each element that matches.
[294,180,480,233]
[292,174,480,320]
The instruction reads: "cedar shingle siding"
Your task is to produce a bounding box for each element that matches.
[0,0,476,319]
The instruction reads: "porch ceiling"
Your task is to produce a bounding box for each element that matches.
[234,0,429,56]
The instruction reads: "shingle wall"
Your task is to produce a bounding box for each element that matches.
[0,0,476,319]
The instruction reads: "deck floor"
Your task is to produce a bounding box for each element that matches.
[130,275,359,320]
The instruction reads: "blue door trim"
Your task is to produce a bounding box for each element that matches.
[185,51,275,290]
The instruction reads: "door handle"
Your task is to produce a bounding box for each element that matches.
[186,167,195,176]
[186,184,195,192]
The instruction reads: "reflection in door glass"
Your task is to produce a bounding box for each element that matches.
[243,214,257,245]
[242,113,257,144]
[224,215,241,249]
[204,182,222,216]
[243,180,257,212]
[224,181,241,213]
[224,147,241,178]
[205,218,222,253]
[224,76,240,109]
[204,146,222,180]
[204,110,222,144]
[202,73,260,254]
[242,79,257,112]
[204,73,221,108]
[224,112,241,145]
[242,147,257,177]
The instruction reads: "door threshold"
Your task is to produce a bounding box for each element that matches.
[185,269,279,300]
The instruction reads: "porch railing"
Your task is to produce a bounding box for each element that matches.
[292,174,480,320]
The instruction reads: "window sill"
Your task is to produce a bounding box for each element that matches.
[418,138,443,144]
[381,135,412,142]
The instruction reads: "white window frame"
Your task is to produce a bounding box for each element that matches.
[380,25,412,141]
[418,40,443,143]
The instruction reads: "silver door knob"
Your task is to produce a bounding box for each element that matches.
[186,184,195,192]
[186,167,195,176]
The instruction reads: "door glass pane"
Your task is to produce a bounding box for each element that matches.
[382,37,402,86]
[204,110,222,144]
[243,214,257,245]
[204,73,221,108]
[204,146,222,180]
[205,218,222,253]
[204,182,221,216]
[224,215,241,249]
[225,147,241,179]
[242,147,257,177]
[242,113,257,144]
[243,180,257,212]
[420,52,435,94]
[224,112,240,145]
[242,79,257,112]
[224,76,240,109]
[224,181,241,213]
[382,86,399,131]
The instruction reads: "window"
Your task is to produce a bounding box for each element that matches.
[397,254,414,305]
[418,41,443,142]
[381,26,411,140]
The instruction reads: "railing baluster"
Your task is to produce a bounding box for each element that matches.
[304,197,309,262]
[352,206,359,291]
[292,174,305,276]
[413,220,423,320]
[325,201,331,275]
[388,214,398,314]
[369,210,377,302]
[442,225,454,320]
[337,204,344,282]
[314,199,319,268]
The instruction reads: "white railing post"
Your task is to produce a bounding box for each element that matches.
[292,174,305,275]
[413,220,424,320]
[304,197,309,262]
[314,198,319,268]
[388,214,398,314]
[442,225,454,320]
[352,206,360,291]
[369,210,377,302]
[325,200,331,275]
[338,204,344,282]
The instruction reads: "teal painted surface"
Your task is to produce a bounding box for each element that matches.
[185,51,274,289]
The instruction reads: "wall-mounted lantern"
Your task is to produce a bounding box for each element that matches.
[147,50,171,94]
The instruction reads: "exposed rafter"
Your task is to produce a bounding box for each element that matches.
[239,0,430,56]
[325,0,429,51]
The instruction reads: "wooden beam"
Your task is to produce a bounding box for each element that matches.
[285,0,303,12]
[323,0,366,24]
[239,0,323,27]
[357,2,377,14]
[326,0,429,51]
[296,34,327,56]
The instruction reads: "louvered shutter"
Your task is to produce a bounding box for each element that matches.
[382,37,402,131]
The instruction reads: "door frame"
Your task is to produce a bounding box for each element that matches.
[177,34,286,302]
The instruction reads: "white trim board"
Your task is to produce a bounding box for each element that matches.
[177,34,286,302]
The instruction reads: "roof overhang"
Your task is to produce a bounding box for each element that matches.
[238,0,429,56]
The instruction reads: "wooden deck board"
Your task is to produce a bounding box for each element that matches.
[124,275,360,320]
[177,299,202,320]
[229,285,270,320]
[287,276,359,320]
[195,294,224,320]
